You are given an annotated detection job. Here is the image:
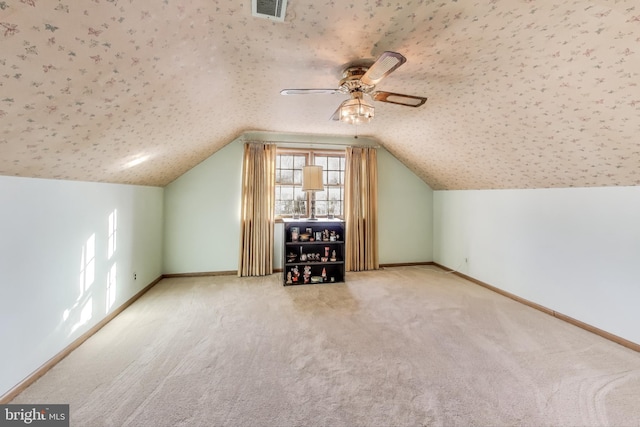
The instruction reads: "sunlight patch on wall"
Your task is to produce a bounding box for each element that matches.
[106,209,118,312]
[79,234,95,293]
[108,209,117,259]
[71,297,93,334]
[106,263,117,312]
[63,233,97,337]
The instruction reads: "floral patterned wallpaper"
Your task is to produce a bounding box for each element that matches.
[1,0,639,189]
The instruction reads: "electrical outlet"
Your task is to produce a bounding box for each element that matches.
[134,272,137,280]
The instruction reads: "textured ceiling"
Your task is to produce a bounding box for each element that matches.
[1,0,639,189]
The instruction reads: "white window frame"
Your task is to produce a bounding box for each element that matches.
[275,148,345,219]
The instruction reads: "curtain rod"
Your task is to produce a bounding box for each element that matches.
[245,140,380,148]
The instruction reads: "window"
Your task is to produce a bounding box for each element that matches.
[313,153,345,217]
[275,149,345,218]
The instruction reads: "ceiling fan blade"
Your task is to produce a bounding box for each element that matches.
[360,51,406,86]
[372,91,427,107]
[280,89,341,95]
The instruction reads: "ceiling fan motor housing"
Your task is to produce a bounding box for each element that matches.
[339,66,375,94]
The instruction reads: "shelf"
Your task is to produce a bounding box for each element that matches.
[283,219,345,286]
[284,260,343,266]
[285,241,344,245]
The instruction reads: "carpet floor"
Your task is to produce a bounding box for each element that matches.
[11,266,640,426]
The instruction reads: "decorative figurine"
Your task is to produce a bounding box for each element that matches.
[322,267,327,282]
[286,271,292,284]
[330,250,337,262]
[303,265,311,283]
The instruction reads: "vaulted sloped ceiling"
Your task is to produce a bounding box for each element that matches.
[1,0,639,190]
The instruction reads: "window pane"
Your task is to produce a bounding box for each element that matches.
[281,155,293,168]
[276,184,294,216]
[327,157,340,170]
[293,187,305,201]
[333,201,343,216]
[327,171,340,185]
[280,169,293,184]
[328,187,342,203]
[293,196,307,215]
[275,201,287,215]
[315,200,327,216]
[294,155,306,168]
[314,156,328,168]
[315,189,327,201]
[294,169,302,185]
[281,186,293,201]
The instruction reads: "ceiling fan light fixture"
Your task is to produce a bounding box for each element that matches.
[339,96,374,125]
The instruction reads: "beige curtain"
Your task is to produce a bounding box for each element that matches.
[344,146,379,271]
[238,143,276,277]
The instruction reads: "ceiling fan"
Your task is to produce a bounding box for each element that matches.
[280,51,427,125]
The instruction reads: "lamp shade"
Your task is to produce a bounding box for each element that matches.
[302,165,324,192]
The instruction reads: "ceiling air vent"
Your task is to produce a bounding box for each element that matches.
[252,0,288,22]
